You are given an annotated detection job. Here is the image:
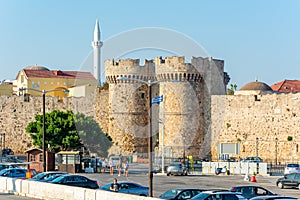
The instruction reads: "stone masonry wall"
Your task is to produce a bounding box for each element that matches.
[211,93,300,162]
[0,93,99,154]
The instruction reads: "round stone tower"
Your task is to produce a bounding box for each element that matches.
[155,56,204,158]
[105,58,156,155]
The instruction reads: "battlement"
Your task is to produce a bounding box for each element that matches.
[105,58,154,67]
[105,58,155,84]
[105,56,225,84]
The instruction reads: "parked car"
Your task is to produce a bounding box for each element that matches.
[284,164,300,175]
[0,163,17,171]
[250,196,297,200]
[1,148,14,157]
[276,173,300,189]
[28,171,68,182]
[191,190,247,200]
[159,188,206,200]
[0,168,34,178]
[1,155,23,163]
[100,181,148,196]
[229,186,276,199]
[51,174,99,189]
[243,156,263,163]
[167,163,188,176]
[40,173,66,182]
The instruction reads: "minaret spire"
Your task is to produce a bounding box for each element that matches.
[92,18,103,86]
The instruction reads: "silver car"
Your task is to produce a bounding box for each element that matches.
[191,191,247,200]
[284,164,300,175]
[167,163,188,176]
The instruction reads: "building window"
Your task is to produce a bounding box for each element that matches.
[44,81,47,85]
[21,75,24,83]
[30,155,36,161]
[40,154,43,162]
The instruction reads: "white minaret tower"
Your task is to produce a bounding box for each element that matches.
[91,18,103,86]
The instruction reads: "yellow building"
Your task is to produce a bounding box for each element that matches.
[13,66,97,98]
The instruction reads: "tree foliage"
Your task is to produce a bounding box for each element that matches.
[226,83,237,95]
[26,110,112,157]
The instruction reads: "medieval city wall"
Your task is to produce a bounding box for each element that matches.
[0,93,101,154]
[211,93,300,162]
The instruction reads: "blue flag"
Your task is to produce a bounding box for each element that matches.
[152,95,163,104]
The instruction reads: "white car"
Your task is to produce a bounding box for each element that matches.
[284,163,300,174]
[191,191,247,200]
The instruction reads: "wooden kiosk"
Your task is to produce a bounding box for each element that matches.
[57,151,82,173]
[25,148,55,173]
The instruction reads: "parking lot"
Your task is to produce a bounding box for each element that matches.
[1,162,300,199]
[83,162,300,198]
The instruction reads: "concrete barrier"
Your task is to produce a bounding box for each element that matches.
[202,162,268,176]
[0,177,160,200]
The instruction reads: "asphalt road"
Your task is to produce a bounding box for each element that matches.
[83,162,300,198]
[2,162,300,199]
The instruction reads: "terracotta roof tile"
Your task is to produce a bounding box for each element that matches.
[271,80,300,93]
[23,69,95,80]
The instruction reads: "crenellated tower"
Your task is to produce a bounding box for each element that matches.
[105,56,228,159]
[155,56,204,157]
[105,59,156,155]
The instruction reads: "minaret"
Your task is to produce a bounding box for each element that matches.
[91,18,103,86]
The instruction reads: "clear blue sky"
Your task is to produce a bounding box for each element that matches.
[1,0,300,89]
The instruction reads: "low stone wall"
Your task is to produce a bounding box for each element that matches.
[0,177,160,200]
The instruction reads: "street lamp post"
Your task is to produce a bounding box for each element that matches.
[256,137,259,158]
[275,138,278,165]
[117,77,163,197]
[256,137,259,174]
[20,88,68,172]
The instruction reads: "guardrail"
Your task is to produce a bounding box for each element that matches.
[0,177,160,200]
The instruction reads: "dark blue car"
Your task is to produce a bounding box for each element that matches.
[0,168,28,178]
[101,181,149,196]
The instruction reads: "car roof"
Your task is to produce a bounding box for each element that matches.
[231,185,266,188]
[202,190,238,194]
[250,195,297,200]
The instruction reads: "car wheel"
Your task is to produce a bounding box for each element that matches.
[167,173,170,176]
[277,182,284,189]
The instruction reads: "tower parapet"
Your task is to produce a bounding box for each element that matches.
[105,58,155,84]
[155,56,202,82]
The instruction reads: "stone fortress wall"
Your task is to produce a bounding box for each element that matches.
[0,55,234,160]
[0,93,103,154]
[105,56,227,158]
[211,93,300,162]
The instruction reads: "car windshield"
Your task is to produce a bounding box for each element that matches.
[0,169,9,175]
[31,173,46,179]
[191,193,210,200]
[51,176,65,183]
[287,164,299,168]
[160,189,183,198]
[45,174,62,181]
